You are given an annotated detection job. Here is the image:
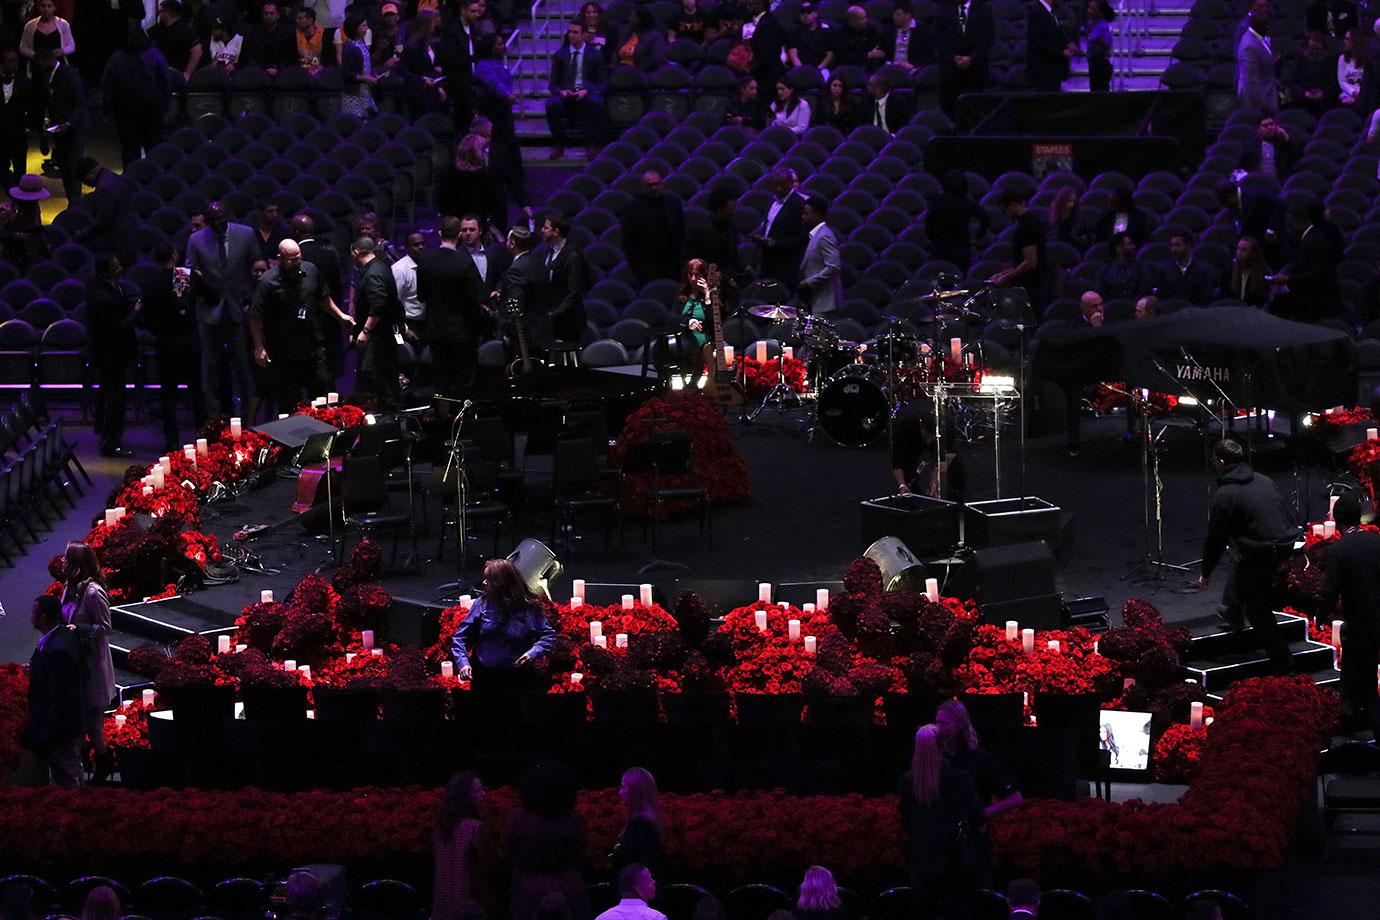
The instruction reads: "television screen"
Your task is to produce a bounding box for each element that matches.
[1098,709,1153,774]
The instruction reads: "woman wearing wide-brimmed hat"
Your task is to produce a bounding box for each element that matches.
[2,173,50,270]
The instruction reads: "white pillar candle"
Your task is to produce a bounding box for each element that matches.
[816,588,829,609]
[284,659,297,671]
[571,596,584,609]
[1324,521,1337,538]
[1022,629,1035,653]
[723,344,735,366]
[441,661,455,678]
[804,636,817,654]
[104,509,119,526]
[755,609,768,632]
[261,590,274,604]
[1312,524,1326,538]
[782,345,794,361]
[570,671,583,685]
[370,648,383,657]
[755,340,768,363]
[573,579,586,600]
[1190,701,1204,730]
[1093,638,1100,655]
[1333,619,1344,647]
[803,603,815,613]
[195,438,209,457]
[183,445,197,466]
[361,630,374,649]
[1368,428,1378,441]
[590,621,603,642]
[142,688,156,707]
[299,665,311,681]
[142,485,153,496]
[236,644,247,653]
[312,397,326,408]
[1047,640,1061,653]
[594,635,607,648]
[459,594,472,609]
[217,635,231,654]
[622,594,634,610]
[327,391,339,405]
[950,337,963,362]
[1006,620,1019,642]
[230,417,242,439]
[1329,494,1339,519]
[151,467,165,489]
[615,633,628,648]
[640,583,654,606]
[925,578,939,603]
[115,713,127,726]
[346,652,356,663]
[788,619,801,641]
[114,507,125,521]
[758,582,772,603]
[278,413,289,419]
[159,455,172,474]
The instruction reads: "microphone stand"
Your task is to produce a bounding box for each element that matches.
[439,401,472,581]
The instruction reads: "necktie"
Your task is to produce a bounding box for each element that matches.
[959,4,967,31]
[573,48,583,89]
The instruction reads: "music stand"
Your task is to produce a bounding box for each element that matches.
[297,430,341,562]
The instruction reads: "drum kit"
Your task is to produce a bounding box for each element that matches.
[740,278,1022,450]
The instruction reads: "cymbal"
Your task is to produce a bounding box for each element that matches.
[917,288,970,301]
[749,304,801,321]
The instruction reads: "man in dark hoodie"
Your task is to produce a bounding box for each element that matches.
[1196,438,1298,671]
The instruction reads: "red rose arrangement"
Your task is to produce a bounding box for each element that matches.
[740,355,807,395]
[296,402,368,430]
[1152,720,1210,783]
[1313,406,1374,432]
[102,701,152,751]
[610,394,752,517]
[0,664,28,772]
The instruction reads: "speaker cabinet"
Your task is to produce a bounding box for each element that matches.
[972,541,1064,629]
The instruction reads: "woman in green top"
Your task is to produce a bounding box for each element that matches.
[677,258,713,349]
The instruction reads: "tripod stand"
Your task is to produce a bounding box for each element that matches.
[436,402,475,598]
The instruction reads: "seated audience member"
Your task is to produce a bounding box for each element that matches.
[864,72,910,133]
[595,865,664,920]
[1134,294,1158,318]
[616,7,666,71]
[770,79,811,135]
[1094,187,1147,245]
[1241,111,1300,178]
[1338,27,1364,105]
[795,867,847,920]
[282,871,327,920]
[293,5,331,70]
[885,1,930,70]
[578,1,617,62]
[1096,232,1155,301]
[241,0,297,73]
[670,0,710,43]
[80,887,120,920]
[1006,879,1040,919]
[834,4,882,69]
[1216,180,1283,260]
[1284,31,1337,113]
[787,2,834,70]
[1046,186,1093,250]
[150,0,202,79]
[209,17,243,70]
[546,19,606,161]
[1306,0,1356,39]
[817,76,859,131]
[1156,230,1214,304]
[726,76,768,129]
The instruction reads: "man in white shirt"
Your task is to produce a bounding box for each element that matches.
[594,866,665,920]
[392,232,427,343]
[797,196,842,315]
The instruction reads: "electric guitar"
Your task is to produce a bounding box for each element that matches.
[501,295,543,377]
[699,265,744,406]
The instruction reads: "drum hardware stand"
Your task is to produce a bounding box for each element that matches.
[747,345,806,422]
[435,401,476,596]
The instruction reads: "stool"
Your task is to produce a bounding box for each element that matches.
[550,342,581,367]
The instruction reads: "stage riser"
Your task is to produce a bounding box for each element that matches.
[1186,613,1311,658]
[1186,641,1338,693]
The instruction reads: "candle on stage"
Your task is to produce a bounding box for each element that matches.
[788,619,801,641]
[141,485,153,496]
[615,633,628,648]
[755,609,768,632]
[183,445,197,466]
[570,671,584,686]
[195,438,209,457]
[142,688,156,707]
[1329,494,1339,519]
[230,417,242,439]
[594,635,608,648]
[284,660,296,672]
[1312,524,1326,538]
[1324,520,1337,538]
[299,665,311,681]
[1005,620,1019,642]
[1333,619,1343,648]
[361,629,375,649]
[441,661,454,678]
[104,508,119,527]
[925,578,939,603]
[236,644,247,653]
[115,714,127,726]
[1021,628,1035,653]
[816,588,829,609]
[622,594,634,610]
[1190,701,1204,730]
[572,579,586,600]
[1047,640,1061,653]
[312,397,326,408]
[217,635,232,654]
[346,652,356,663]
[803,603,815,613]
[1369,428,1379,441]
[571,596,583,609]
[151,467,165,489]
[159,455,172,474]
[723,345,735,367]
[370,648,383,657]
[589,621,603,642]
[459,594,472,609]
[782,346,794,361]
[950,337,962,362]
[640,583,654,607]
[261,590,274,604]
[327,392,339,405]
[755,341,768,363]
[758,582,772,603]
[803,636,817,654]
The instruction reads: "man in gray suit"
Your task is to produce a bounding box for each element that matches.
[1235,0,1277,112]
[186,202,259,415]
[796,196,842,315]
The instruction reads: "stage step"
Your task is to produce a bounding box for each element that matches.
[1182,610,1310,657]
[111,595,240,644]
[1185,639,1339,694]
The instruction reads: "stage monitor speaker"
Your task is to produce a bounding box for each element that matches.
[253,414,340,450]
[965,497,1060,549]
[972,541,1064,629]
[863,537,928,592]
[382,596,448,648]
[860,494,961,556]
[506,539,563,600]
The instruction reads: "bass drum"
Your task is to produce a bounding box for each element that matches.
[817,365,892,447]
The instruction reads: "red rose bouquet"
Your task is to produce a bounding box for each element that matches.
[610,394,751,516]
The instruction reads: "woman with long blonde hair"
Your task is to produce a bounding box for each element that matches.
[899,724,984,919]
[611,766,664,879]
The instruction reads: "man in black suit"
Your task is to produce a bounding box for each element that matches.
[1155,231,1215,305]
[1273,202,1342,322]
[351,235,406,409]
[459,213,510,297]
[686,188,745,290]
[440,0,488,133]
[498,225,545,365]
[240,0,296,73]
[0,48,32,192]
[291,213,347,388]
[752,168,806,289]
[140,243,207,451]
[882,2,932,71]
[539,211,588,346]
[31,47,87,204]
[545,20,606,160]
[1319,494,1380,738]
[620,170,686,288]
[1240,112,1301,180]
[1025,0,1073,91]
[73,157,133,262]
[864,73,912,133]
[743,0,788,89]
[26,594,85,788]
[86,253,142,457]
[936,0,992,116]
[417,215,487,393]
